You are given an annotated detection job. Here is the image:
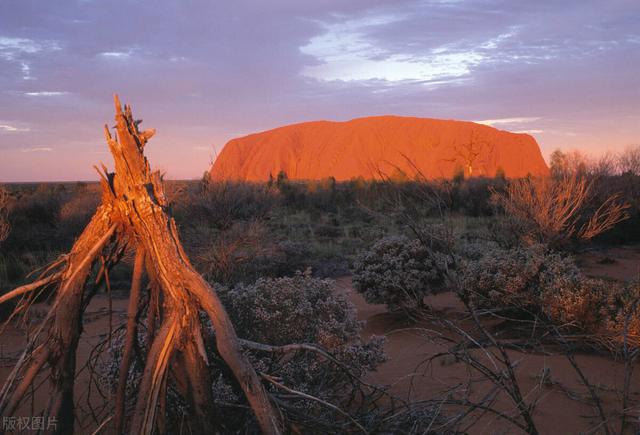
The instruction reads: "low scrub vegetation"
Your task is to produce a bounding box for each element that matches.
[102,273,391,433]
[458,244,580,312]
[0,186,10,244]
[352,235,454,313]
[492,174,629,248]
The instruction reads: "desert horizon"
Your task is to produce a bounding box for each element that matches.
[1,112,638,183]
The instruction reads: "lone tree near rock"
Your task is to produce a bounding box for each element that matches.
[0,96,282,434]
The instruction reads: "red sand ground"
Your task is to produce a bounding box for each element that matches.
[210,116,550,182]
[578,245,640,282]
[336,277,640,434]
[1,246,638,434]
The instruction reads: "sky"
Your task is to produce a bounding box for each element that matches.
[0,0,639,182]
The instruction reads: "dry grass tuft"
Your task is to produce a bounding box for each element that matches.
[492,175,629,247]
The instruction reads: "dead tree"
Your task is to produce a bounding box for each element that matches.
[0,96,283,434]
[445,130,494,176]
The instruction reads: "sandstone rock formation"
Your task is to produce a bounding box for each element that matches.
[210,116,549,181]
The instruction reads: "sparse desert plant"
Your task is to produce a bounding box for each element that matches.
[313,223,343,239]
[191,221,322,285]
[617,145,640,175]
[215,273,387,432]
[557,279,640,347]
[57,188,100,236]
[549,149,590,178]
[457,177,499,217]
[219,272,385,374]
[492,175,629,248]
[183,177,278,230]
[542,276,626,334]
[458,243,581,312]
[0,186,10,244]
[195,220,277,284]
[458,242,640,346]
[2,184,71,254]
[603,282,640,348]
[352,235,454,313]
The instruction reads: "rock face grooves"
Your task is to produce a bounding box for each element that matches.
[210,116,549,181]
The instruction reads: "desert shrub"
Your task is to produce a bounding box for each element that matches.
[313,224,343,239]
[352,236,454,313]
[457,177,500,217]
[271,240,312,275]
[102,273,386,433]
[600,281,640,344]
[491,175,629,249]
[216,273,386,431]
[3,184,68,254]
[541,276,623,332]
[13,184,64,226]
[57,188,100,237]
[0,186,10,244]
[540,276,640,348]
[220,273,384,364]
[618,145,640,175]
[549,149,591,179]
[178,179,278,230]
[458,243,640,346]
[308,251,350,278]
[454,238,501,261]
[340,205,373,224]
[190,221,320,285]
[193,220,278,284]
[586,172,640,244]
[458,244,581,312]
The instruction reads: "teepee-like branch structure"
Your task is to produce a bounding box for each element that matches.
[0,96,283,434]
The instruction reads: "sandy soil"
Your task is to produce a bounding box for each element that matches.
[334,277,640,434]
[0,295,130,434]
[577,245,640,282]
[2,247,640,434]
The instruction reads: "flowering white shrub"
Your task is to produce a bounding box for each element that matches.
[352,236,454,313]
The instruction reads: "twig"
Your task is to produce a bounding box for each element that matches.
[261,372,368,434]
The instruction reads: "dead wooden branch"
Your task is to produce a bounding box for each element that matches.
[0,96,283,435]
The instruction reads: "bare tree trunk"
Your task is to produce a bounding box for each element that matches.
[178,327,214,434]
[0,96,283,435]
[114,248,145,434]
[103,97,282,434]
